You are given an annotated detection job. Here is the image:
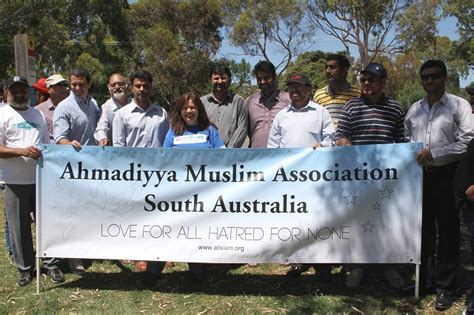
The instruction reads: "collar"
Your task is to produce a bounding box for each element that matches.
[131,100,155,113]
[208,92,233,104]
[289,100,317,111]
[421,91,448,108]
[73,92,92,106]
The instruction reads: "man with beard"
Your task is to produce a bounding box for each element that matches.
[267,74,334,148]
[201,60,248,148]
[335,63,406,289]
[313,54,361,128]
[53,68,99,148]
[246,61,290,148]
[0,76,64,286]
[112,70,169,284]
[35,74,70,142]
[405,59,473,310]
[95,73,131,146]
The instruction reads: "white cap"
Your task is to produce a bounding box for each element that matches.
[46,74,68,88]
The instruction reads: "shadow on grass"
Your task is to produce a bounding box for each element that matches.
[50,263,430,313]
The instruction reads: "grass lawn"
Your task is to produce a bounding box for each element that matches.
[0,195,472,314]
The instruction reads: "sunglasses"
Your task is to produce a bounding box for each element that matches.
[359,77,378,84]
[421,73,444,82]
[53,82,69,88]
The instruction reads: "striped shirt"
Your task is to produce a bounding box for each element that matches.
[313,83,361,128]
[336,96,405,145]
[53,92,99,145]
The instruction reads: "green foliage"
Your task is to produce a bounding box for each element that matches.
[127,0,223,108]
[229,58,252,89]
[281,50,355,91]
[443,0,473,40]
[0,0,131,103]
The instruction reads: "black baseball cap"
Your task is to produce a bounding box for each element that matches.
[360,63,387,78]
[7,76,30,90]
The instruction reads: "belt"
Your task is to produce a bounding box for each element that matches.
[423,162,458,173]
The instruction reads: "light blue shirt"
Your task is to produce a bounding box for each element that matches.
[53,92,99,145]
[267,100,335,148]
[94,97,130,143]
[112,100,169,148]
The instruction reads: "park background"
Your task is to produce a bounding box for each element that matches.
[0,0,473,313]
[0,0,472,109]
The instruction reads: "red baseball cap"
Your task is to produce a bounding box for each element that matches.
[32,77,50,95]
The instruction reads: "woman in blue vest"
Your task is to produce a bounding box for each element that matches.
[163,92,225,149]
[164,92,225,280]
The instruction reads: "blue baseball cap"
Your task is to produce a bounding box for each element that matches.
[361,63,387,78]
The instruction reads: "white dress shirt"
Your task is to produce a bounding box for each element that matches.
[404,91,474,166]
[267,100,335,148]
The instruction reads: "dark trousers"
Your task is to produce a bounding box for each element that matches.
[463,200,474,265]
[420,163,459,294]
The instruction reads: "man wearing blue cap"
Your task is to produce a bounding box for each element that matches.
[335,63,406,288]
[0,76,64,286]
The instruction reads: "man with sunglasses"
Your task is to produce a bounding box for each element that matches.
[35,74,70,143]
[335,63,406,289]
[405,59,473,311]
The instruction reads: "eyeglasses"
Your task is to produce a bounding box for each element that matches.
[359,77,378,84]
[109,82,127,88]
[421,73,444,82]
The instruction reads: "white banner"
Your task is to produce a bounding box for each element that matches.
[37,143,422,264]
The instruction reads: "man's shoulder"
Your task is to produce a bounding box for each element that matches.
[246,91,261,103]
[150,103,168,115]
[342,96,364,109]
[385,98,403,110]
[231,93,245,103]
[200,93,212,102]
[444,91,469,105]
[313,86,328,100]
[100,97,115,109]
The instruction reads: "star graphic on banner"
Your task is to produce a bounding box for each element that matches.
[343,192,358,205]
[372,202,382,211]
[362,221,375,232]
[379,185,394,200]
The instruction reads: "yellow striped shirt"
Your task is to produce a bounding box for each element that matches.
[313,84,361,128]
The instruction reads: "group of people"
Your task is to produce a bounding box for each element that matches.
[1,55,474,311]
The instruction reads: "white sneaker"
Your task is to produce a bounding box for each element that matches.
[346,268,364,288]
[69,258,85,274]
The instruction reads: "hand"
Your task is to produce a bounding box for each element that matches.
[99,139,109,146]
[70,140,81,149]
[335,138,352,146]
[312,143,321,149]
[466,185,474,201]
[416,149,433,166]
[21,146,42,160]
